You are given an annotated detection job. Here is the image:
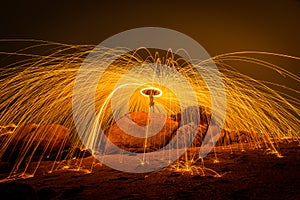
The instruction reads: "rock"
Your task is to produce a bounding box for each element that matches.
[170,122,198,148]
[25,124,71,158]
[173,106,211,126]
[194,124,208,146]
[172,122,240,148]
[1,124,71,163]
[105,112,178,153]
[174,123,257,148]
[1,124,37,163]
[215,129,258,145]
[0,124,17,148]
[103,111,257,154]
[0,124,17,134]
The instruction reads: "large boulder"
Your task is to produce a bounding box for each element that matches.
[217,130,257,145]
[1,124,71,163]
[172,106,211,126]
[175,123,257,148]
[169,122,199,149]
[105,112,179,153]
[103,111,257,154]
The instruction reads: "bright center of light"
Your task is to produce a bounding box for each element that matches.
[140,87,162,97]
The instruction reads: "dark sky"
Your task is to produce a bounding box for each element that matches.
[0,0,299,89]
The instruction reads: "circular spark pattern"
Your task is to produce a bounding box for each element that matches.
[0,36,298,180]
[73,27,226,173]
[140,87,162,97]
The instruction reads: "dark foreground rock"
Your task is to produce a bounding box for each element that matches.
[1,124,71,164]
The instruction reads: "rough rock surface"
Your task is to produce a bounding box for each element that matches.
[105,112,179,153]
[103,110,258,154]
[1,124,71,163]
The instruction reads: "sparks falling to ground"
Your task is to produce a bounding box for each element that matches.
[0,40,299,181]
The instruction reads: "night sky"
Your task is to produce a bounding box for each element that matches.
[0,0,299,91]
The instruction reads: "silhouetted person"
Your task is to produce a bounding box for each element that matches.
[149,92,154,112]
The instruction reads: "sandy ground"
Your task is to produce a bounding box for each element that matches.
[0,142,299,200]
